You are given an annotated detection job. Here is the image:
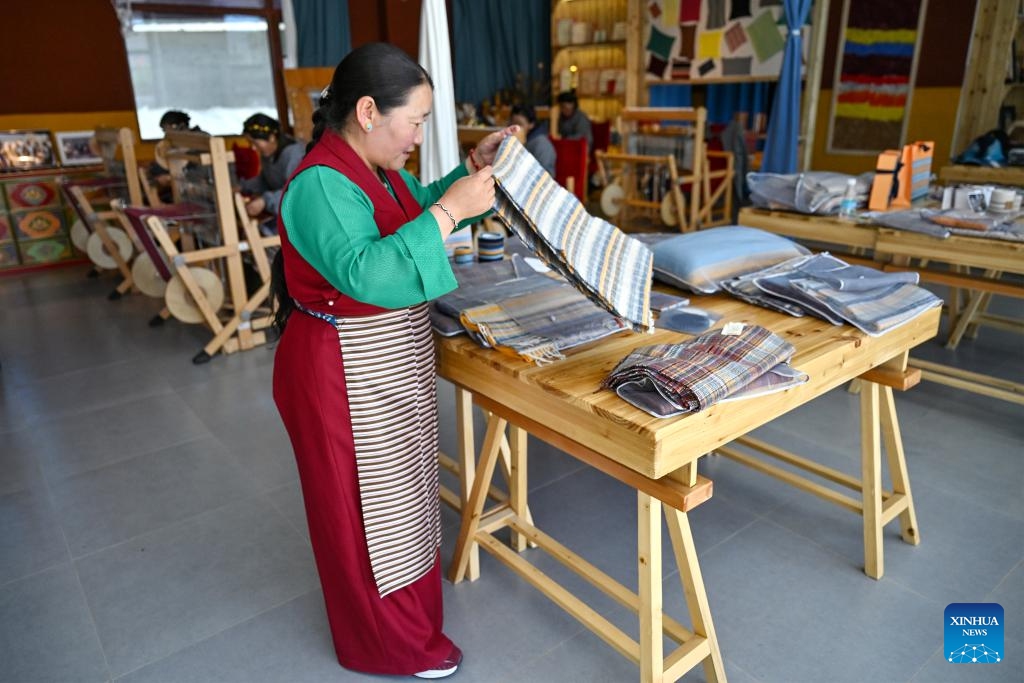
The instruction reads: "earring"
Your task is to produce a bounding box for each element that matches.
[365,122,373,132]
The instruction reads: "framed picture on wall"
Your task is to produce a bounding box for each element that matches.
[0,130,57,172]
[56,131,103,166]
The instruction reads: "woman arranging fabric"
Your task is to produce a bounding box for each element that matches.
[270,42,517,679]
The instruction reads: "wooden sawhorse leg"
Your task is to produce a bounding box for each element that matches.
[946,269,1000,349]
[641,493,726,683]
[449,398,534,583]
[860,381,919,579]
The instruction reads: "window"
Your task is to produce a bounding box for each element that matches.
[123,7,284,139]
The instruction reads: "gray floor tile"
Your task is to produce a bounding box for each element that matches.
[989,561,1023,645]
[114,591,357,683]
[34,391,212,482]
[0,427,46,496]
[76,497,319,676]
[440,553,588,682]
[0,487,68,587]
[264,480,310,542]
[0,379,32,435]
[52,435,263,557]
[12,357,176,426]
[1,322,143,387]
[910,642,1022,683]
[767,477,1024,603]
[686,518,939,683]
[0,563,110,683]
[177,370,299,491]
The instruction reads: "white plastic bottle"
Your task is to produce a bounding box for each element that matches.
[838,177,858,220]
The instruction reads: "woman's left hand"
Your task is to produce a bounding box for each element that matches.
[475,125,521,166]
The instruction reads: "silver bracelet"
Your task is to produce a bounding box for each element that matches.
[433,202,458,230]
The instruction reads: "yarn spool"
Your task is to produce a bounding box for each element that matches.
[476,232,504,262]
[453,245,474,264]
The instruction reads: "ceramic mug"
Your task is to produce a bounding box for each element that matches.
[989,187,1016,211]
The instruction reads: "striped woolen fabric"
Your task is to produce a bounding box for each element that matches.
[336,303,442,597]
[457,274,628,364]
[489,136,654,333]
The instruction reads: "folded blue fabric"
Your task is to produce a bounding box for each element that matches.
[651,225,809,294]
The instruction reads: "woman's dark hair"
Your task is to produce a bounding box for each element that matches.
[244,113,296,161]
[274,43,433,331]
[243,113,281,141]
[270,249,290,333]
[159,110,190,130]
[309,42,434,151]
[510,104,537,126]
[557,91,579,106]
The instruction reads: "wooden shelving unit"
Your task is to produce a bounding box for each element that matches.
[551,0,632,122]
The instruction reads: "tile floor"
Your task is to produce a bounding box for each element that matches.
[0,264,1021,683]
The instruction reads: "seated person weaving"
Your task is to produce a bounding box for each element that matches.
[240,114,304,233]
[149,110,205,204]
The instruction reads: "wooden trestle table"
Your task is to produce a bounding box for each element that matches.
[738,207,1024,405]
[437,292,940,682]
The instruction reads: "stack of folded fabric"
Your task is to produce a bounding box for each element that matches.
[603,325,807,418]
[870,209,1024,242]
[721,253,941,336]
[429,255,531,336]
[488,136,653,332]
[434,271,627,364]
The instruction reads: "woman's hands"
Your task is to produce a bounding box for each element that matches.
[432,167,494,237]
[444,167,495,219]
[474,125,521,166]
[245,196,267,217]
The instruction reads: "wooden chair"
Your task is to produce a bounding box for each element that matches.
[550,137,588,201]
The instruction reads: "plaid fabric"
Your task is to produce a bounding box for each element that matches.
[456,274,627,364]
[489,136,653,332]
[603,325,798,417]
[752,253,942,336]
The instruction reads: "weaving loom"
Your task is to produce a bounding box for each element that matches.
[139,131,280,363]
[60,127,144,299]
[597,108,733,231]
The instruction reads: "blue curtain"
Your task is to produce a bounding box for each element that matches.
[293,0,352,67]
[453,0,551,106]
[649,83,771,127]
[760,0,812,173]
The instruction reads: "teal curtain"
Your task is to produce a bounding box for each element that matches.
[453,0,551,106]
[294,0,351,67]
[761,0,812,173]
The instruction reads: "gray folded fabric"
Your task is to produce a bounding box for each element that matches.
[749,253,942,336]
[815,266,918,292]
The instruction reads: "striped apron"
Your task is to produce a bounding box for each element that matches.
[295,300,441,597]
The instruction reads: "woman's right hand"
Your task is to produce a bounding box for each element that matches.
[441,166,495,221]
